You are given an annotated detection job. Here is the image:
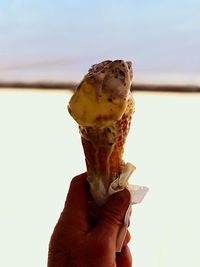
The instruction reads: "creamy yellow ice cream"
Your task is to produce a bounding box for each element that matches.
[68,60,133,128]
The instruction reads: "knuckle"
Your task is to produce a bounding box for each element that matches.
[70,173,87,188]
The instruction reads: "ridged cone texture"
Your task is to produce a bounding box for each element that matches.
[79,96,134,204]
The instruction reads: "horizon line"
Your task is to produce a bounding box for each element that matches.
[0,81,200,93]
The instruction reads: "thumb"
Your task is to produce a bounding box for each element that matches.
[95,189,130,243]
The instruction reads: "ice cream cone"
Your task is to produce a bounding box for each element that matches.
[68,60,134,205]
[79,96,134,204]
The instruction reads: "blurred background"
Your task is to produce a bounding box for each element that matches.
[0,1,200,267]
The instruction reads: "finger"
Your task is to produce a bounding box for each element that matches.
[116,246,132,267]
[94,189,130,243]
[60,173,92,230]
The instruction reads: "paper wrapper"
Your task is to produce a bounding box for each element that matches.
[109,162,149,252]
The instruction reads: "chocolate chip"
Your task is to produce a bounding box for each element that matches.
[119,70,125,77]
[108,98,112,102]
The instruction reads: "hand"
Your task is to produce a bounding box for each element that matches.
[47,173,132,267]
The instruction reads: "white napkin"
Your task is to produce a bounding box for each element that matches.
[108,163,149,252]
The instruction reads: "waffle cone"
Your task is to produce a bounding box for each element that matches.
[79,96,134,205]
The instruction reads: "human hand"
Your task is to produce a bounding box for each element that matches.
[47,173,132,267]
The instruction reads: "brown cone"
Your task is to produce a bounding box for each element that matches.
[79,96,134,205]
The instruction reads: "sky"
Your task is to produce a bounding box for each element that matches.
[0,0,200,83]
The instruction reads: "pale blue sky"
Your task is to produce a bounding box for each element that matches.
[0,0,200,82]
